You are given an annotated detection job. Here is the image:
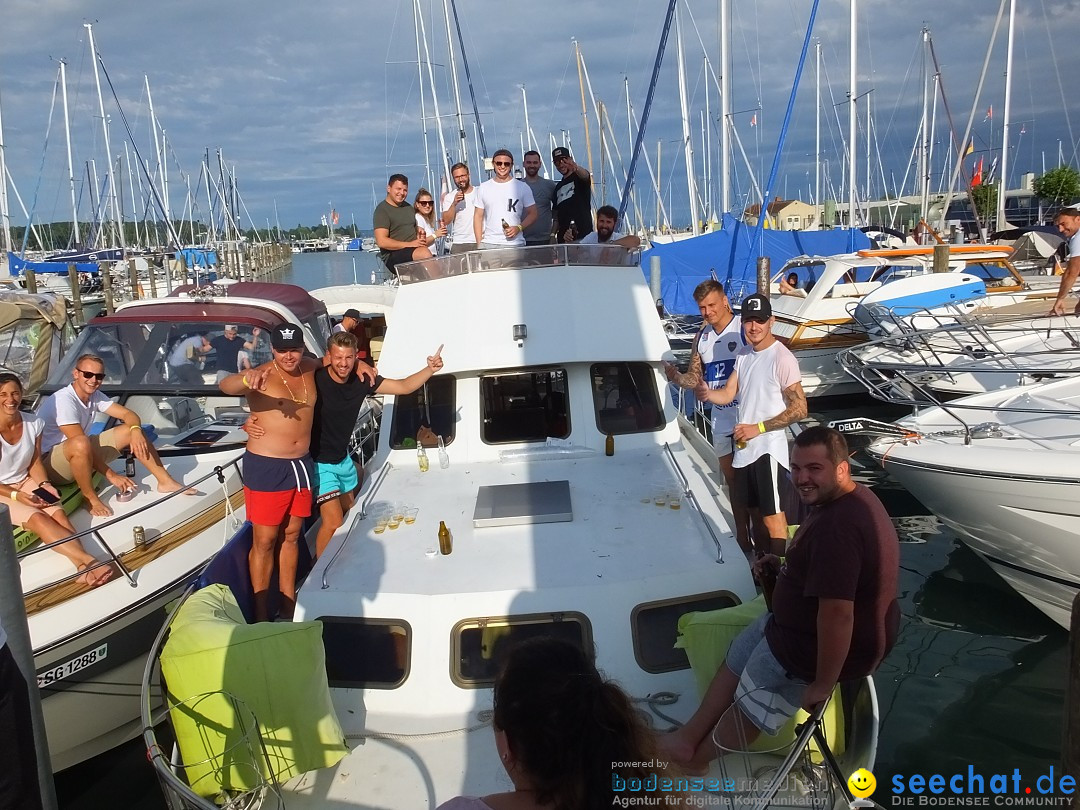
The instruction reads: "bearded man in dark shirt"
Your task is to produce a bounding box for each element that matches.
[661,425,900,771]
[310,331,443,557]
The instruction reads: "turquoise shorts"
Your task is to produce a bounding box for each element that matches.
[314,457,359,504]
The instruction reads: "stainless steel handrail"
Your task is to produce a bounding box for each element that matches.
[18,454,244,595]
[662,442,724,564]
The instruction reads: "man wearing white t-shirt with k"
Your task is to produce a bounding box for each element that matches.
[38,352,192,517]
[697,293,807,557]
[473,149,537,249]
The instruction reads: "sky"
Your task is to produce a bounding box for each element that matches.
[1,0,1077,240]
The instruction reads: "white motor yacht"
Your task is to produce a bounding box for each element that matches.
[140,247,879,808]
[861,374,1080,628]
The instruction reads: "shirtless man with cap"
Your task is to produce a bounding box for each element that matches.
[219,322,320,621]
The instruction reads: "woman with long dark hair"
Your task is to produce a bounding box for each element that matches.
[438,636,680,810]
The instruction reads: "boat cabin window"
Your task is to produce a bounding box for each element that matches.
[965,261,1019,288]
[479,368,570,444]
[390,375,457,449]
[632,591,739,673]
[823,265,878,297]
[45,322,150,388]
[590,363,664,435]
[869,264,922,283]
[319,617,410,689]
[451,613,592,687]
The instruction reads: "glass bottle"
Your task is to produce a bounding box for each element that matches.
[437,435,449,469]
[417,445,430,472]
[438,521,452,555]
[605,433,615,456]
[124,449,137,478]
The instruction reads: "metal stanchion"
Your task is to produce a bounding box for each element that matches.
[0,504,58,810]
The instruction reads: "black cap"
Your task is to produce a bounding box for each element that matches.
[270,322,305,350]
[740,294,773,322]
[551,146,571,161]
[343,308,361,320]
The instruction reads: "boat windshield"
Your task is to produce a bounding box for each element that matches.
[42,320,273,393]
[395,243,640,284]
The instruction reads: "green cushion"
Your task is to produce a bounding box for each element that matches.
[160,584,348,798]
[12,480,90,552]
[675,596,845,756]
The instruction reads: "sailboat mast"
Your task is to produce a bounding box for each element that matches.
[441,0,468,163]
[918,29,930,223]
[146,77,171,242]
[996,0,1016,231]
[720,0,731,215]
[815,40,821,219]
[0,66,10,255]
[675,6,700,234]
[847,0,858,227]
[416,1,452,187]
[60,60,81,246]
[704,56,712,221]
[574,41,594,180]
[85,23,126,253]
[413,0,433,193]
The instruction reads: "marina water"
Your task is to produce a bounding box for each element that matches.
[54,250,1065,807]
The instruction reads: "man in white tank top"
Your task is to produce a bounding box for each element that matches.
[697,293,807,557]
[665,280,750,553]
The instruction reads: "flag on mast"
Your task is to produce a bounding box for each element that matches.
[750,113,757,127]
[983,105,993,122]
[965,139,974,156]
[331,209,340,225]
[971,157,984,187]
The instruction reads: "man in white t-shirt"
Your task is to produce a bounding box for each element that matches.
[698,293,807,557]
[473,149,537,249]
[1050,207,1080,316]
[442,162,478,255]
[38,353,193,517]
[578,205,642,249]
[665,280,749,553]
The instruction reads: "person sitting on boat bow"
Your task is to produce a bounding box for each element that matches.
[659,427,900,773]
[38,354,194,518]
[437,636,682,810]
[0,373,113,587]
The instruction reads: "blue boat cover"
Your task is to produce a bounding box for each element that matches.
[175,248,219,268]
[640,214,872,315]
[7,252,100,275]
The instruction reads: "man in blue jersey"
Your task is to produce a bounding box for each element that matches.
[664,280,750,554]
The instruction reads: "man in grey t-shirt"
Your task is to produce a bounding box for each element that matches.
[521,150,556,246]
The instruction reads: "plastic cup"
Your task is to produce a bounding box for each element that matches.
[405,508,419,525]
[392,505,405,523]
[653,492,667,507]
[374,515,389,534]
[668,492,682,510]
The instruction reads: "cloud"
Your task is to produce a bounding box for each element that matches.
[0,0,1076,236]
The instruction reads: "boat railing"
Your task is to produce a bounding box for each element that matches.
[140,581,229,810]
[395,243,640,285]
[663,442,724,564]
[18,454,244,597]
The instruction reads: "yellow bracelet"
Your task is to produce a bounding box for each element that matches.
[130,424,143,432]
[9,489,18,502]
[242,375,251,388]
[758,422,766,434]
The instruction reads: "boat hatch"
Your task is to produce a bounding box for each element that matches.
[472,480,573,528]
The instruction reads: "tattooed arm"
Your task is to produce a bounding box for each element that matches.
[762,381,808,431]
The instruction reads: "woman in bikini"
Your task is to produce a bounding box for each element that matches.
[0,373,112,587]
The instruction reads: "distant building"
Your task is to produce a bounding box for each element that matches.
[742,198,817,230]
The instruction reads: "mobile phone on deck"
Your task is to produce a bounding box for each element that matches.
[32,487,60,505]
